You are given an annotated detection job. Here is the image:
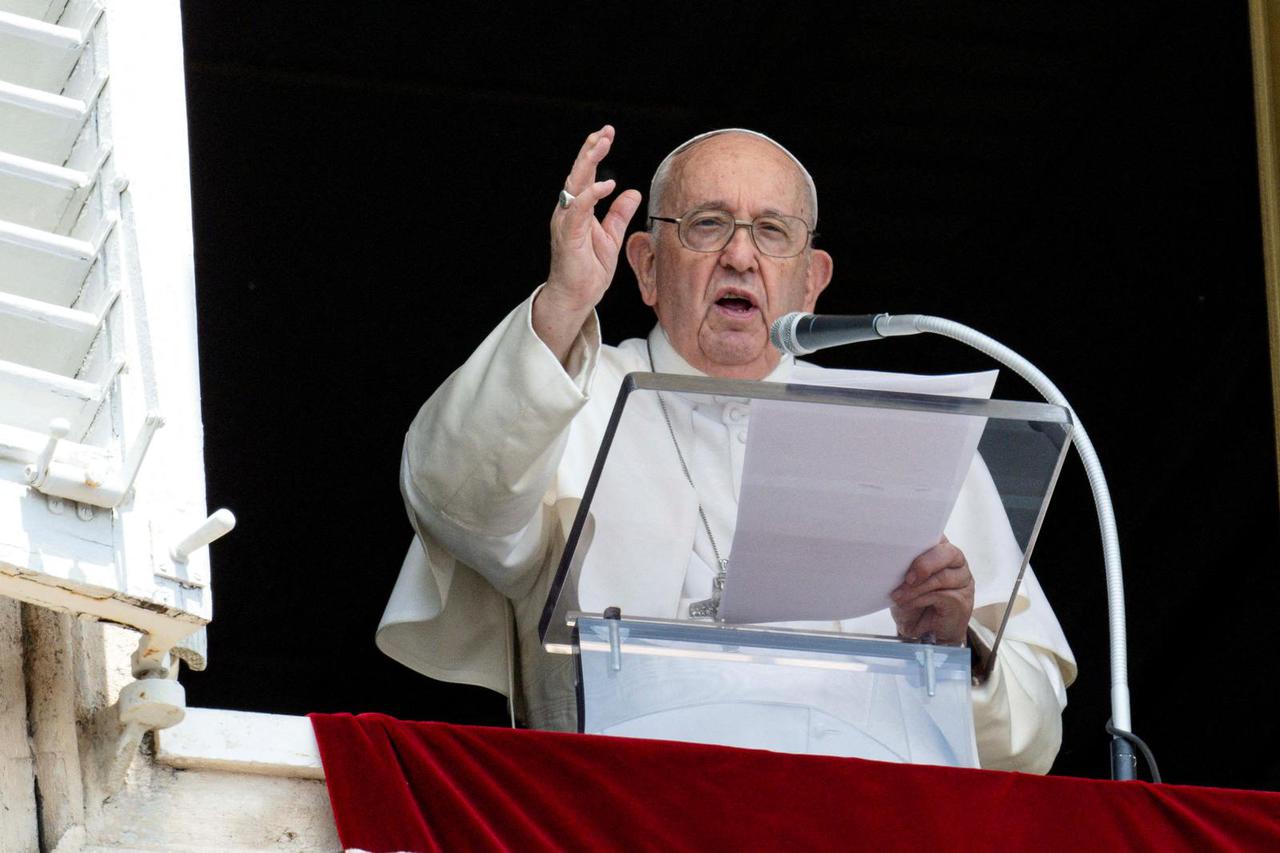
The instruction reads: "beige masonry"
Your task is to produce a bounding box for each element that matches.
[0,605,339,851]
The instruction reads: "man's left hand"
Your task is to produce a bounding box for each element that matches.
[890,536,975,645]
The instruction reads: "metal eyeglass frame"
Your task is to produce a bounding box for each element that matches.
[648,210,817,257]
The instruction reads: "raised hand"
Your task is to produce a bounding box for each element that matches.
[534,125,643,364]
[889,536,976,646]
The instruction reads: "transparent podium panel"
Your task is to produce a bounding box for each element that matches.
[576,617,978,766]
[540,372,1072,763]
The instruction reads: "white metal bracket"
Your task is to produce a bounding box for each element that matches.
[24,416,69,488]
[153,508,236,588]
[24,412,164,508]
[95,632,189,796]
[170,508,236,563]
[915,644,938,698]
[605,606,623,672]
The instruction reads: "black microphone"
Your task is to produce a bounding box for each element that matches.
[770,312,894,355]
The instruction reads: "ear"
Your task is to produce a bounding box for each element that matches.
[626,231,658,307]
[803,248,833,311]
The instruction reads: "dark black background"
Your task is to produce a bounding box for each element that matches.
[177,2,1279,790]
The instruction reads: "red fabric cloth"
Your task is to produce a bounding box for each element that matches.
[310,713,1280,853]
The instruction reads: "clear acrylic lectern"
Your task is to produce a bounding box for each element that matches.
[539,372,1072,767]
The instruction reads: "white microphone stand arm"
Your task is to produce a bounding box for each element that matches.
[875,313,1139,781]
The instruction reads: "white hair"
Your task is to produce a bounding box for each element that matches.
[647,128,819,233]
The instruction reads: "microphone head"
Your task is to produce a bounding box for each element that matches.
[770,312,810,355]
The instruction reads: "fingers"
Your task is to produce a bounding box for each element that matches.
[891,606,930,639]
[542,126,636,312]
[574,179,616,211]
[552,126,640,252]
[891,564,971,607]
[557,179,619,242]
[564,125,615,196]
[892,540,969,602]
[890,536,974,645]
[903,539,965,586]
[891,588,972,644]
[893,589,969,615]
[600,189,643,247]
[552,126,618,230]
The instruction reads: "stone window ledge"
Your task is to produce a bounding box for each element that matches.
[154,707,324,779]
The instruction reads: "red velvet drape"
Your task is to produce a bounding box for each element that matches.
[310,713,1280,852]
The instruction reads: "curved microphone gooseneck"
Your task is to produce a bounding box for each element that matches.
[771,311,1142,782]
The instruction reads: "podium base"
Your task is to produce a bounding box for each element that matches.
[573,615,978,766]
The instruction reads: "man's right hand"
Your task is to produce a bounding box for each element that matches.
[534,125,643,365]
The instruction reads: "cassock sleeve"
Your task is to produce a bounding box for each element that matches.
[946,454,1076,773]
[377,287,600,694]
[401,286,601,599]
[968,619,1067,772]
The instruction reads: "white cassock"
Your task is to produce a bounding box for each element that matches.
[378,286,1077,772]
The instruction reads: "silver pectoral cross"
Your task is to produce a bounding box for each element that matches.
[688,560,727,621]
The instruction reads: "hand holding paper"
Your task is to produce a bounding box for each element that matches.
[718,368,998,625]
[889,536,975,645]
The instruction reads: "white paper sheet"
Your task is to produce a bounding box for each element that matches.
[718,369,998,624]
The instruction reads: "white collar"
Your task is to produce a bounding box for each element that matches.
[645,325,795,382]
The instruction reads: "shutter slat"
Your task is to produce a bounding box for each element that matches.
[0,3,67,25]
[0,10,85,94]
[0,74,100,163]
[0,148,95,233]
[0,287,107,375]
[0,355,110,434]
[0,0,217,670]
[0,216,110,304]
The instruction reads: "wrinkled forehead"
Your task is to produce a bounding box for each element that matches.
[675,140,809,216]
[651,129,818,223]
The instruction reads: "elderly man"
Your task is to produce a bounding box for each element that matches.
[378,126,1075,772]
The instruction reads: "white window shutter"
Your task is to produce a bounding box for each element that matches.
[0,0,224,673]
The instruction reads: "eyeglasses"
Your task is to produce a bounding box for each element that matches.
[648,209,815,258]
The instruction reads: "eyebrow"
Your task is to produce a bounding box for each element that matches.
[687,200,799,218]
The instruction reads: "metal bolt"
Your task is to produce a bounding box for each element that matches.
[47,496,65,515]
[76,503,94,521]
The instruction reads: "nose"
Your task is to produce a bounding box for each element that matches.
[718,221,758,272]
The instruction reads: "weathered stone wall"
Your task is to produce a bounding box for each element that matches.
[0,604,339,852]
[0,598,37,851]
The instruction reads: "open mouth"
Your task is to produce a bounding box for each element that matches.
[715,294,758,315]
